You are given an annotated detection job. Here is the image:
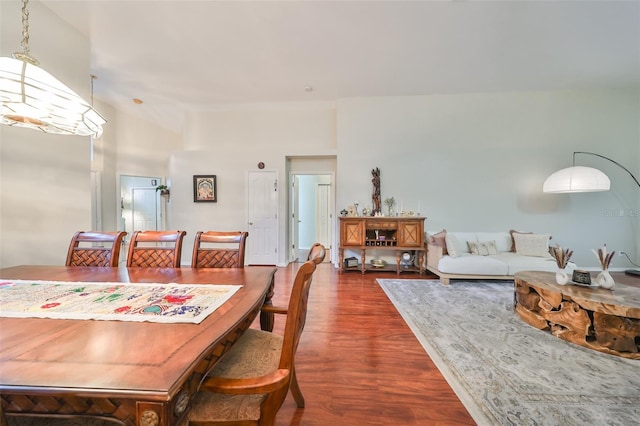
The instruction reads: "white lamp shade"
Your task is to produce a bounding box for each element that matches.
[0,56,106,137]
[543,166,611,193]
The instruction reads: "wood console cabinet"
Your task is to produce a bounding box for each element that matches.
[339,216,426,274]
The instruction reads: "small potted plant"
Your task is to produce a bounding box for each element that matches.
[384,197,395,216]
[155,185,170,198]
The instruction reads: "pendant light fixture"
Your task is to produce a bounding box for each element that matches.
[0,0,106,137]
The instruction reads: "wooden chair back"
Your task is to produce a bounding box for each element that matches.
[126,230,186,268]
[191,231,248,268]
[262,259,317,421]
[190,259,318,425]
[66,231,127,267]
[307,243,326,265]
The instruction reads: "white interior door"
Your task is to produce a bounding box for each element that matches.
[120,175,163,246]
[132,188,159,231]
[247,171,278,265]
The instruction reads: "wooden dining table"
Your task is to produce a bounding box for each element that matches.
[0,265,276,426]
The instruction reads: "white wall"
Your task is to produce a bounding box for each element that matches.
[91,100,118,232]
[1,1,93,267]
[0,1,183,267]
[112,107,182,236]
[336,91,639,268]
[115,110,182,179]
[169,105,337,265]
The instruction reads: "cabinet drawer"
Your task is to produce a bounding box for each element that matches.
[366,221,397,230]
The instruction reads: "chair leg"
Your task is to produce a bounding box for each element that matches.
[290,367,305,408]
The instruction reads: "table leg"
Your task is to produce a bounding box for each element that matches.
[260,270,276,332]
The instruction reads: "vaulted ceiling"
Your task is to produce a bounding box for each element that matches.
[41,1,639,131]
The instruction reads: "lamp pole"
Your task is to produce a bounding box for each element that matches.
[573,151,640,188]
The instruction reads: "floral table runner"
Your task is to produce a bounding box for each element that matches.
[0,279,241,324]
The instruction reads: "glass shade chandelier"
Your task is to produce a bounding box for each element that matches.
[543,151,639,193]
[0,0,106,137]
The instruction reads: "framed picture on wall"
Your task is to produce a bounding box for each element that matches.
[193,175,217,202]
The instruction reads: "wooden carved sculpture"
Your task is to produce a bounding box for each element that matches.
[372,167,381,215]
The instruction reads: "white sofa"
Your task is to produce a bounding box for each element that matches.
[425,230,575,284]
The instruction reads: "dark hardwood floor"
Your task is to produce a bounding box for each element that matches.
[252,262,476,426]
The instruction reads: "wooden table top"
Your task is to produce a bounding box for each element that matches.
[514,270,640,319]
[0,265,274,403]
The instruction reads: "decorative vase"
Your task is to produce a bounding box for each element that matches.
[595,270,615,289]
[555,268,569,285]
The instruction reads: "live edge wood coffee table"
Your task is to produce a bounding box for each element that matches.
[514,270,640,359]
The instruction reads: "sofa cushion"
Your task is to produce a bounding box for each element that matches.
[445,232,478,257]
[477,232,512,253]
[438,253,509,275]
[428,230,448,255]
[510,229,541,252]
[513,233,552,257]
[468,240,498,256]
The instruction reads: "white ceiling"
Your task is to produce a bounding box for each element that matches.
[40,0,639,132]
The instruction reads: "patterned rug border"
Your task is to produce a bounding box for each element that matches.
[377,278,640,426]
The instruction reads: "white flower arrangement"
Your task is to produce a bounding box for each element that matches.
[551,245,573,269]
[592,244,615,271]
[384,197,395,209]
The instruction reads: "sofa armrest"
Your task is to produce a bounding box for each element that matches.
[426,242,445,270]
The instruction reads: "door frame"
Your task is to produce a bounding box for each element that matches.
[118,174,164,241]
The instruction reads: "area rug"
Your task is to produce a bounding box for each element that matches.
[0,279,241,324]
[377,279,640,426]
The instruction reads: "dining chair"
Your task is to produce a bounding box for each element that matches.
[307,242,326,265]
[260,242,325,332]
[191,231,249,268]
[187,258,319,426]
[65,231,127,267]
[126,230,187,268]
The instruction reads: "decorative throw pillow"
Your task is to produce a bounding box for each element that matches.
[509,229,532,252]
[513,233,552,257]
[468,240,498,256]
[428,230,447,255]
[444,233,463,258]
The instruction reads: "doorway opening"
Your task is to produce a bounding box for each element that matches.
[290,173,333,263]
[119,176,164,260]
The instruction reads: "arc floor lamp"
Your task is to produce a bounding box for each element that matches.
[543,151,640,276]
